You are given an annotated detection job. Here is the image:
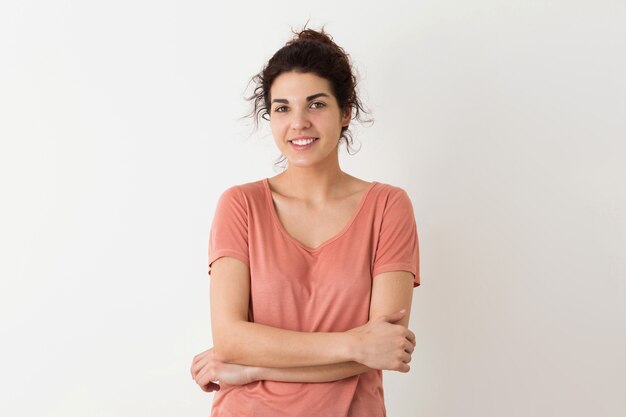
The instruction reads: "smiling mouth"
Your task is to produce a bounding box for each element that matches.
[289,137,318,145]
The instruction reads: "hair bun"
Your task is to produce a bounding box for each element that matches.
[291,28,334,44]
[287,27,344,54]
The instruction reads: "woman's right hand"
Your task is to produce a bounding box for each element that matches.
[191,347,257,392]
[347,309,416,372]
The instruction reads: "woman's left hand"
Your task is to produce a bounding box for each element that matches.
[191,347,257,392]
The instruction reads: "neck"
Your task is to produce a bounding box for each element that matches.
[277,160,349,205]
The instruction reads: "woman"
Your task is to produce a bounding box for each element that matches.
[191,25,420,417]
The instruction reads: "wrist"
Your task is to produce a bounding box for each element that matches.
[342,331,362,364]
[246,365,262,383]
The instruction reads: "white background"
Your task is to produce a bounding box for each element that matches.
[1,1,625,416]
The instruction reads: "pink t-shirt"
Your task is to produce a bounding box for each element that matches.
[207,178,420,417]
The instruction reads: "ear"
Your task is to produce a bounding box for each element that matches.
[341,106,352,127]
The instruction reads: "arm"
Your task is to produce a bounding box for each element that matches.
[251,361,371,383]
[368,270,415,330]
[209,257,415,370]
[250,269,416,382]
[191,347,371,391]
[192,270,415,389]
[210,257,354,367]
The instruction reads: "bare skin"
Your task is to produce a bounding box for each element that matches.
[267,172,372,250]
[192,309,414,392]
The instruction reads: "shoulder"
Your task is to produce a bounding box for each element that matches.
[371,181,412,204]
[367,182,416,223]
[216,179,266,205]
[373,180,408,194]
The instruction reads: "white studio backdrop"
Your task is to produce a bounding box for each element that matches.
[1,1,624,416]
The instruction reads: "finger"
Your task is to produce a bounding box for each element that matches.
[191,353,206,378]
[404,329,416,345]
[191,362,199,379]
[404,340,414,354]
[402,351,412,364]
[381,309,406,323]
[197,368,218,388]
[192,347,213,366]
[192,352,204,367]
[191,362,204,379]
[191,356,205,378]
[191,357,199,378]
[201,382,221,392]
[191,354,212,379]
[198,376,220,391]
[393,360,410,373]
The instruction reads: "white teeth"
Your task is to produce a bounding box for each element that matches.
[291,138,316,145]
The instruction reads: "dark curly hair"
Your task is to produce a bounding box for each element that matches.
[243,23,373,169]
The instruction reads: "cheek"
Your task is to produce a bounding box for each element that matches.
[270,116,285,128]
[318,113,341,128]
[270,121,286,141]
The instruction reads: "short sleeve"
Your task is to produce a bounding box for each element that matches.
[207,186,250,276]
[372,188,420,287]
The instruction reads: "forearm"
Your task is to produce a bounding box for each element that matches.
[250,361,373,383]
[211,259,361,368]
[213,321,360,368]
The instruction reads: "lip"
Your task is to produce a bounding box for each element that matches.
[289,137,318,151]
[288,135,318,142]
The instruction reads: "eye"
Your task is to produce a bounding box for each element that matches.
[311,101,326,109]
[274,106,287,113]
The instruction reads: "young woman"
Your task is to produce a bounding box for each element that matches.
[191,26,420,417]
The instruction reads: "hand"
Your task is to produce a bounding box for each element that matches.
[347,309,416,372]
[191,347,257,392]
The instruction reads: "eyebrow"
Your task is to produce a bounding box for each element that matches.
[271,93,330,105]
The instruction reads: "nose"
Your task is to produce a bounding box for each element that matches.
[290,108,311,130]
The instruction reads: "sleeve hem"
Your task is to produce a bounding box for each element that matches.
[208,250,250,276]
[373,263,420,287]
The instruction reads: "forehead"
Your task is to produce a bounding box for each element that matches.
[270,71,333,99]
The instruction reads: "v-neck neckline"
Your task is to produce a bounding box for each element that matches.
[262,177,378,253]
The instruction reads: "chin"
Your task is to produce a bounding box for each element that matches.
[286,160,317,168]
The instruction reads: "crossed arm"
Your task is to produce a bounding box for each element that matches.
[191,257,415,390]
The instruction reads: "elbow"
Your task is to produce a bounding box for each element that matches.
[212,344,232,363]
[212,333,236,363]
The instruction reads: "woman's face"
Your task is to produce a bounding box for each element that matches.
[269,71,350,168]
